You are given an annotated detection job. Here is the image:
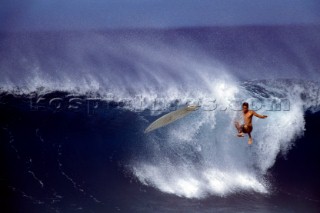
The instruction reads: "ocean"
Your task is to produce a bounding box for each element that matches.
[1,26,320,212]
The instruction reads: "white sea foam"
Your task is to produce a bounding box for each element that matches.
[131,79,320,198]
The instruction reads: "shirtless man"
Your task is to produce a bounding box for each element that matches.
[235,102,268,145]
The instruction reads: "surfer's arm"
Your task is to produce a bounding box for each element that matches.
[252,111,268,119]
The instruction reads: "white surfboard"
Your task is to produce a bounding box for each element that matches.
[144,105,199,133]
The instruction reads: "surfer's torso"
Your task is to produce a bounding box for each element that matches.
[243,110,255,127]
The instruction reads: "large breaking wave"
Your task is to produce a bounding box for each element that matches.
[1,26,320,199]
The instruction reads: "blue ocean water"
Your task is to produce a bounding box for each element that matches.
[0,26,320,212]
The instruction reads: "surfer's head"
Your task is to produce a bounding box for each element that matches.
[242,102,249,113]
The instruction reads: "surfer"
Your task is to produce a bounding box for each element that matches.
[234,102,268,145]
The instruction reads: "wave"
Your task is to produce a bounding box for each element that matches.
[1,79,319,199]
[1,26,320,199]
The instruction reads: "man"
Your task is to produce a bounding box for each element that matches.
[235,102,268,145]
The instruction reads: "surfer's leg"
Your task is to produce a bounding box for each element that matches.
[234,121,240,131]
[235,122,244,137]
[247,131,253,145]
[242,125,253,144]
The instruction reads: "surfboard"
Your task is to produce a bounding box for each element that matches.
[144,105,199,133]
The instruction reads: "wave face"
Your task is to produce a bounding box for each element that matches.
[1,26,320,202]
